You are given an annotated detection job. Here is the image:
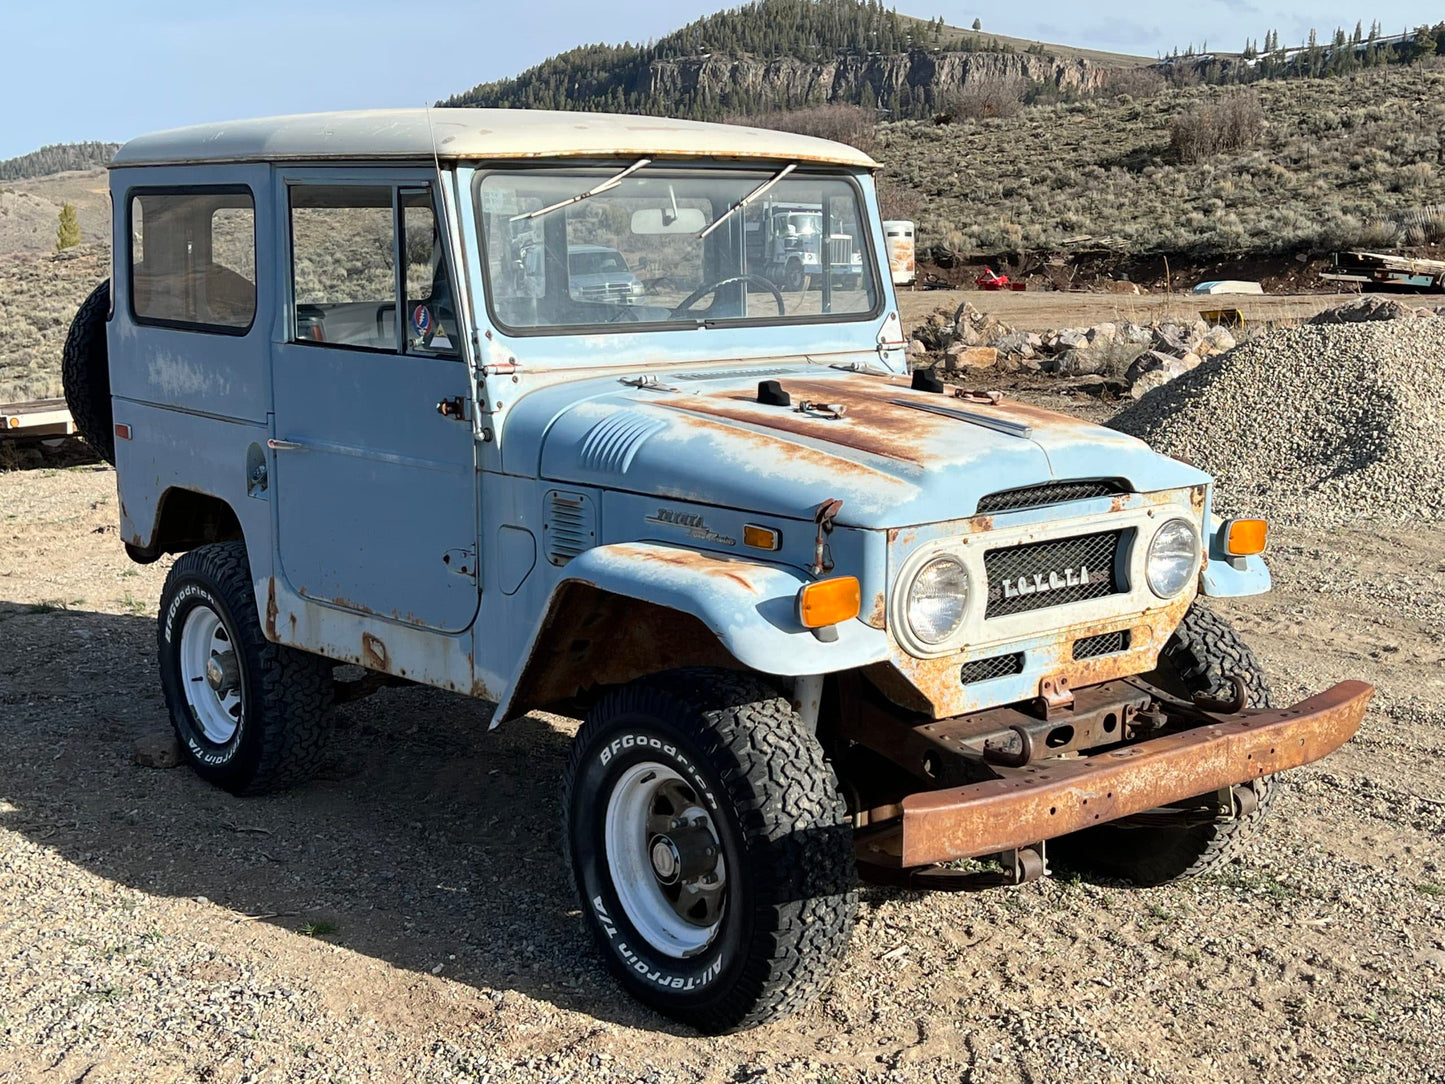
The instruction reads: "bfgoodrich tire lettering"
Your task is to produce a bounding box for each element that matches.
[157,541,333,795]
[563,669,857,1033]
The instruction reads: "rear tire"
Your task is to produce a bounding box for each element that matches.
[1052,602,1276,886]
[563,669,857,1033]
[157,541,333,795]
[62,280,115,464]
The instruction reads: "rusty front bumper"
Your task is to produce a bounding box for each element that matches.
[861,680,1373,869]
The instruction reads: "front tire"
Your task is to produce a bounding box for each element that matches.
[158,541,333,795]
[563,669,857,1033]
[1052,602,1276,885]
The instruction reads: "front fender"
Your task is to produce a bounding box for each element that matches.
[491,542,890,723]
[1199,514,1272,598]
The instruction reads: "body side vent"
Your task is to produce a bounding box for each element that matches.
[545,490,596,565]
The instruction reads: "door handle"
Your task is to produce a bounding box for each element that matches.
[267,438,306,451]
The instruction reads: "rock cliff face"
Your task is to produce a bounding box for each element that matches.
[643,50,1109,107]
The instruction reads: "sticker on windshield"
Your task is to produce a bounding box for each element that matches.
[412,304,433,337]
[481,187,518,215]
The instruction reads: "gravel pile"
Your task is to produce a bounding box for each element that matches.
[1111,321,1445,526]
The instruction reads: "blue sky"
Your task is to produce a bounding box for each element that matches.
[4,1,1440,159]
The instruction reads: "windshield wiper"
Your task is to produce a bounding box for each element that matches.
[510,158,651,223]
[699,163,797,239]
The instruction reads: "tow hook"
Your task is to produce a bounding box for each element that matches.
[1193,674,1250,714]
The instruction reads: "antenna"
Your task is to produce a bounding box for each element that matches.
[423,101,444,183]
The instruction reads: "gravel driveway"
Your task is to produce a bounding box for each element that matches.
[2,461,1443,1083]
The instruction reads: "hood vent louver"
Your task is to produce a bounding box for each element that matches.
[545,490,595,566]
[579,410,665,475]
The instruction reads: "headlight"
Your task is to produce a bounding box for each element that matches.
[906,556,969,645]
[1146,518,1200,598]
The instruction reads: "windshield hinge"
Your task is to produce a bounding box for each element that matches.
[876,310,907,359]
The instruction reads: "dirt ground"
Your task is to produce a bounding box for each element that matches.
[2,419,1443,1081]
[896,289,1363,333]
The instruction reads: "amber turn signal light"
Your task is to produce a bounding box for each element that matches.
[1223,518,1268,556]
[743,524,781,551]
[797,576,861,629]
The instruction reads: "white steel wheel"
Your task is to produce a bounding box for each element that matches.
[603,761,726,959]
[178,604,244,744]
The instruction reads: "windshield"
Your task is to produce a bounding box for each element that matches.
[477,167,879,334]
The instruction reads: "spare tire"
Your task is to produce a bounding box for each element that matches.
[62,280,114,464]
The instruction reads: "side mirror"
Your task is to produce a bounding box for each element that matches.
[631,207,707,235]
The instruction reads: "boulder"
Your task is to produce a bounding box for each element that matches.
[1085,322,1118,346]
[1056,327,1088,349]
[1129,368,1173,399]
[134,730,182,769]
[1309,296,1427,324]
[992,331,1036,359]
[945,345,998,370]
[1050,348,1110,376]
[907,338,929,357]
[1195,326,1236,357]
[1119,322,1154,345]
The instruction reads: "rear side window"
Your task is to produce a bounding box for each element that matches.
[129,188,256,333]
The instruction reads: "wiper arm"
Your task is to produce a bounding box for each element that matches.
[699,163,797,239]
[510,158,651,223]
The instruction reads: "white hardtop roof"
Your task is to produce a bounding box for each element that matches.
[110,108,879,170]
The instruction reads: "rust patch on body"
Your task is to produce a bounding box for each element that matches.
[265,579,278,641]
[612,543,771,594]
[361,632,389,672]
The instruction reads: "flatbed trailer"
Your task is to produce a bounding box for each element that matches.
[0,398,76,440]
[1321,251,1445,293]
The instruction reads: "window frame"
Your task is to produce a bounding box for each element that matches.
[285,180,461,358]
[471,163,885,340]
[125,184,258,337]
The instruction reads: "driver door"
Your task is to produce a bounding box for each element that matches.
[270,176,478,633]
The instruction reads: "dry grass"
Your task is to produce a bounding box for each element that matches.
[0,247,107,402]
[876,65,1445,258]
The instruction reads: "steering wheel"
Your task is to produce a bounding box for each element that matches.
[670,274,786,319]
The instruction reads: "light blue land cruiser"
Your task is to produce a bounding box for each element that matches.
[62,109,1371,1033]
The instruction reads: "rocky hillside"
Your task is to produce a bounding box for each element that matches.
[641,50,1107,114]
[444,0,1132,119]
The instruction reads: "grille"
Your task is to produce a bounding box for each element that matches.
[984,529,1126,618]
[828,237,852,267]
[959,652,1025,685]
[1073,629,1132,660]
[545,491,595,565]
[976,479,1127,515]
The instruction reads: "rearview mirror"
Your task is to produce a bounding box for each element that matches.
[631,207,707,235]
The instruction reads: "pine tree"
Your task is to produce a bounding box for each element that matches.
[56,202,80,250]
[972,18,981,31]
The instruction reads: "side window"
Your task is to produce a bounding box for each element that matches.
[289,184,458,355]
[290,185,395,351]
[401,189,459,354]
[129,189,256,332]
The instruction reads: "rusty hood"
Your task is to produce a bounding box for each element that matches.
[515,368,1209,528]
